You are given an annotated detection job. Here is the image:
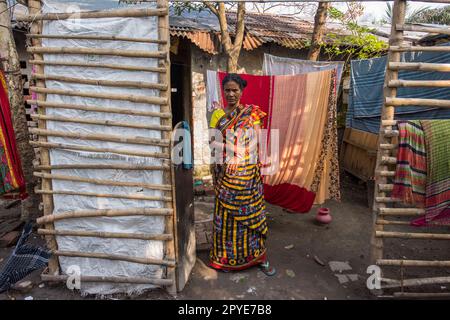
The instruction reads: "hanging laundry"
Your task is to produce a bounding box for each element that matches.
[0,70,26,198]
[206,69,340,213]
[392,120,450,226]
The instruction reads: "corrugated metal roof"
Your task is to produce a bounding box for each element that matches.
[169,10,361,54]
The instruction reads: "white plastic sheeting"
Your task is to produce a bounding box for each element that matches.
[39,1,167,295]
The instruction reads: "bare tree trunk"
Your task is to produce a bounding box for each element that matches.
[206,2,245,73]
[308,2,330,61]
[0,0,37,221]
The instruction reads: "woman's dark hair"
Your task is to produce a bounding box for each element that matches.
[222,73,247,90]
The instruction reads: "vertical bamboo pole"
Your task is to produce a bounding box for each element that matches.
[28,0,59,275]
[371,0,406,274]
[157,0,177,294]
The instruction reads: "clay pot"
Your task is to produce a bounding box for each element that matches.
[316,207,332,224]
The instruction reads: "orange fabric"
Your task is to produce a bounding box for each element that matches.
[264,70,334,204]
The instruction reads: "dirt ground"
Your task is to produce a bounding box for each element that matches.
[0,174,449,300]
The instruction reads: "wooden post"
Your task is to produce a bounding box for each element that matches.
[158,0,178,295]
[28,0,59,275]
[370,0,407,294]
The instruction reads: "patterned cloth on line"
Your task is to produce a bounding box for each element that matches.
[392,121,427,206]
[0,223,51,293]
[392,120,450,226]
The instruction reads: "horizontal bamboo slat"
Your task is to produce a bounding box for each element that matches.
[382,130,399,137]
[34,164,170,171]
[377,170,396,177]
[32,73,168,90]
[41,274,173,286]
[30,128,170,147]
[396,24,450,36]
[376,197,402,203]
[38,228,173,241]
[28,47,166,59]
[393,292,450,298]
[389,80,450,88]
[53,250,176,267]
[27,34,167,44]
[36,189,172,202]
[376,219,411,225]
[381,120,398,126]
[389,62,450,72]
[381,276,450,289]
[381,156,397,164]
[30,60,166,73]
[376,231,450,240]
[378,208,425,216]
[30,87,168,105]
[390,45,450,52]
[29,100,172,118]
[386,97,450,108]
[34,172,172,191]
[30,141,170,159]
[31,114,172,131]
[36,208,173,225]
[377,259,450,267]
[378,184,394,192]
[16,8,168,22]
[379,144,397,150]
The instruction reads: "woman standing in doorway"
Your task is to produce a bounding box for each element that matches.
[208,73,275,275]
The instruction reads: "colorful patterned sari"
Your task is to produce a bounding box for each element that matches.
[209,104,268,271]
[0,70,26,198]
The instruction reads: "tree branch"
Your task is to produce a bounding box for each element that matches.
[232,2,245,54]
[204,2,218,17]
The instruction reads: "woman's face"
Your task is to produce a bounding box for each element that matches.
[223,81,242,108]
